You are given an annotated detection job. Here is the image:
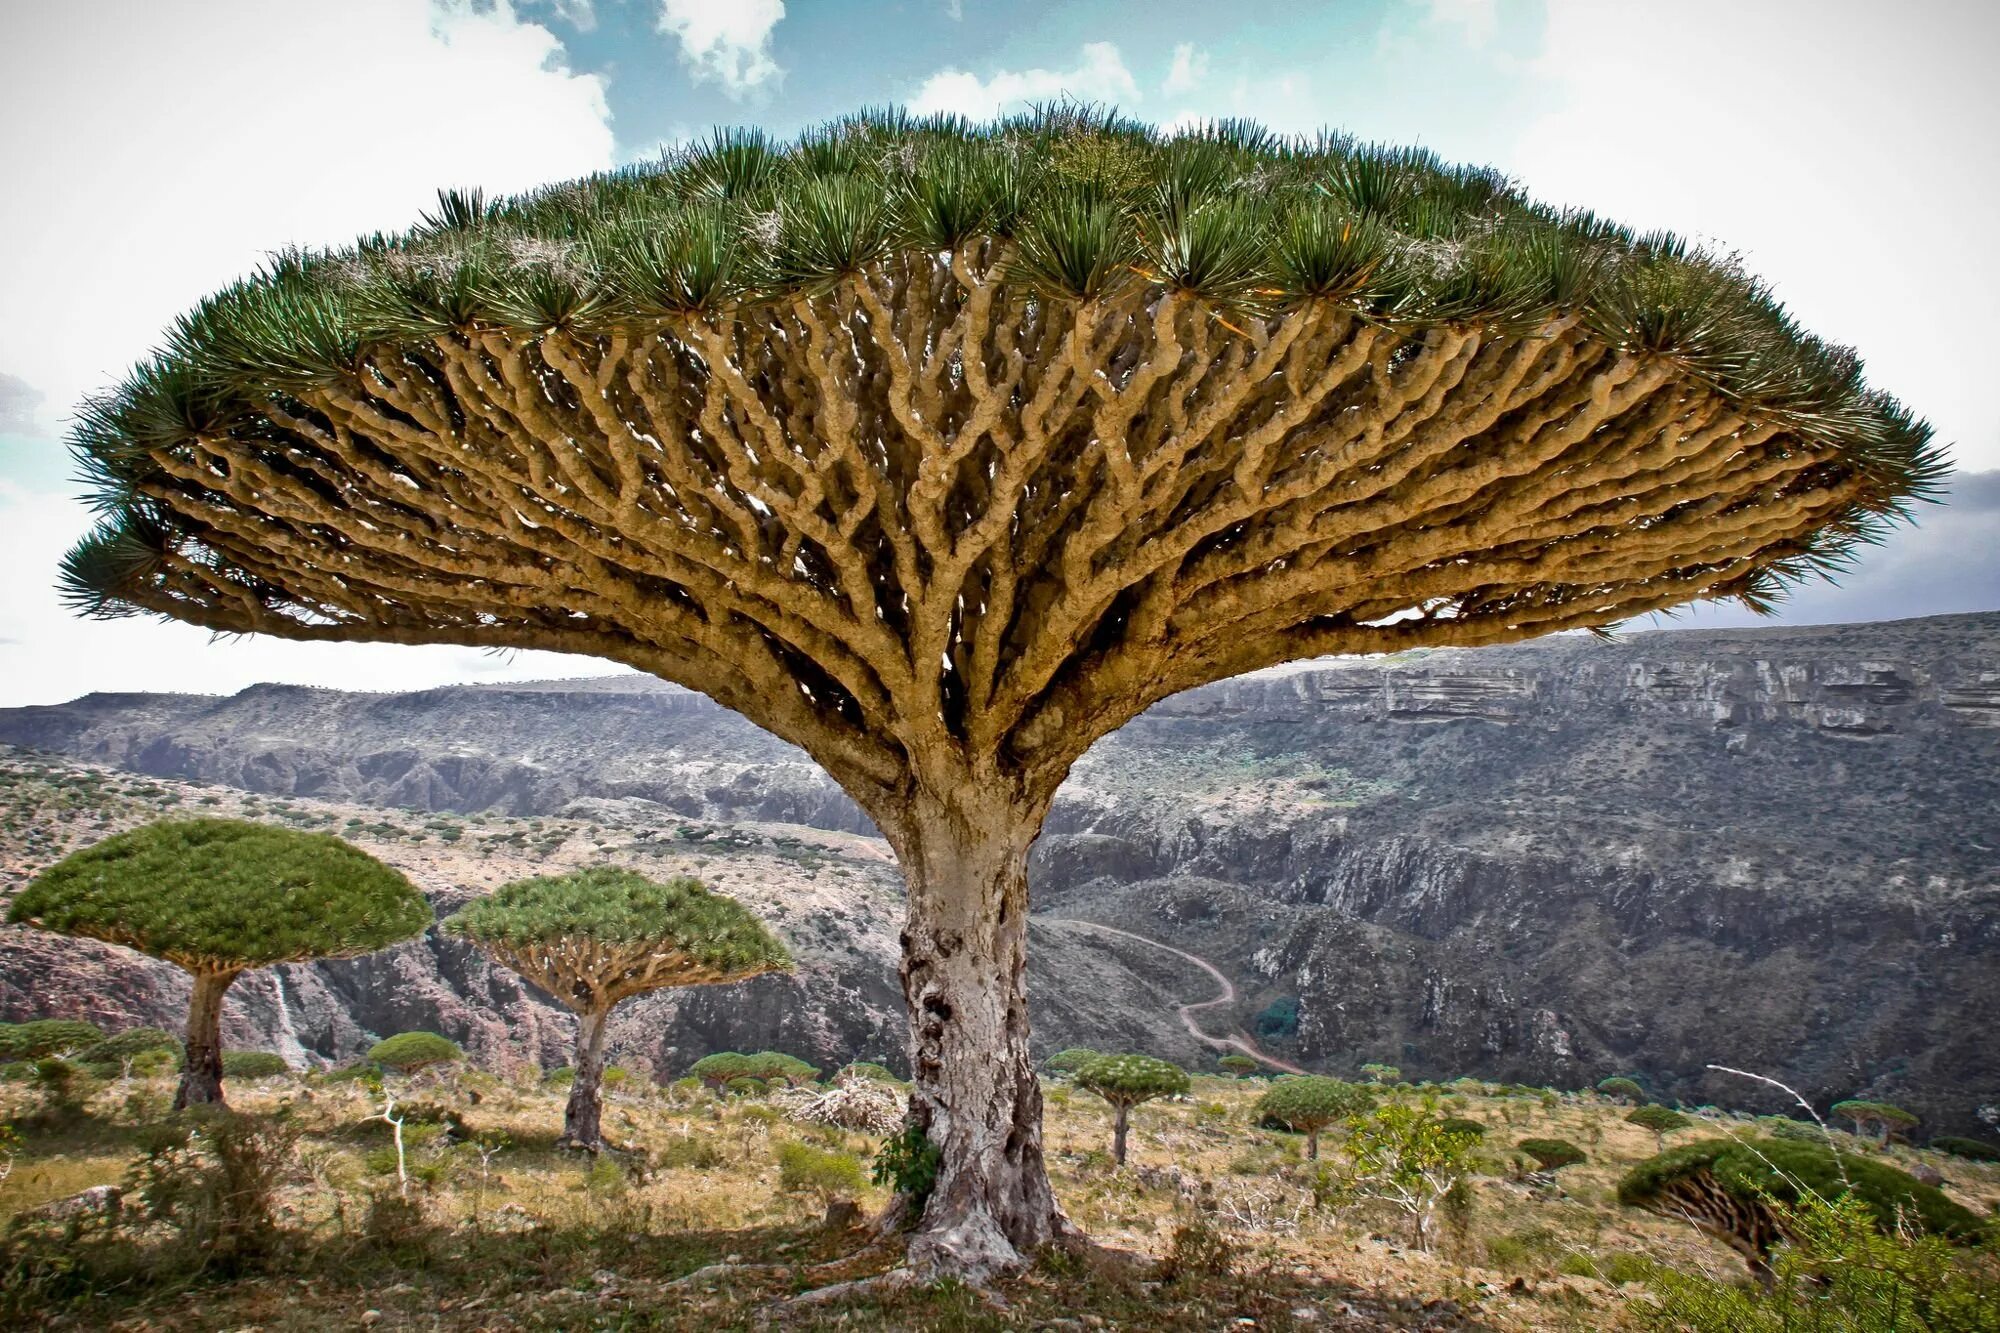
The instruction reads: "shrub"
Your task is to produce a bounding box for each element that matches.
[741,1051,818,1086]
[1216,1054,1259,1078]
[1158,1217,1235,1283]
[872,1123,942,1217]
[1254,1076,1374,1160]
[1075,1055,1190,1165]
[76,1026,179,1074]
[367,1032,462,1075]
[1438,1116,1487,1140]
[1597,1076,1644,1104]
[776,1140,868,1207]
[1321,1095,1482,1250]
[835,1061,901,1084]
[1627,1103,1691,1151]
[220,1051,290,1079]
[1756,1115,1824,1142]
[726,1075,767,1096]
[1640,1189,1999,1329]
[1617,1137,1986,1277]
[1253,998,1299,1039]
[544,1065,577,1085]
[1516,1137,1586,1170]
[0,1019,105,1061]
[1360,1063,1401,1085]
[126,1108,301,1271]
[1933,1136,2000,1163]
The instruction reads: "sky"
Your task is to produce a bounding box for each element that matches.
[1,0,1995,707]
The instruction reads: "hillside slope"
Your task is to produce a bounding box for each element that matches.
[3,611,1996,1131]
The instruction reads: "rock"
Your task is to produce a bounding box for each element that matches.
[23,1184,122,1224]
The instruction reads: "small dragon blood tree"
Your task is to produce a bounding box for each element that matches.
[1618,1137,1985,1280]
[8,819,429,1108]
[443,868,789,1149]
[1073,1054,1189,1164]
[56,107,1944,1280]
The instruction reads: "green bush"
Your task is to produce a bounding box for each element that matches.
[1618,1137,1987,1275]
[543,1065,576,1085]
[690,1052,754,1089]
[1438,1116,1488,1140]
[776,1140,867,1204]
[1516,1137,1586,1170]
[725,1075,766,1096]
[871,1123,942,1216]
[1756,1115,1826,1142]
[1639,1189,1999,1331]
[76,1026,180,1073]
[1627,1103,1691,1149]
[1597,1076,1644,1104]
[1216,1054,1259,1078]
[0,1019,105,1061]
[1933,1136,2000,1163]
[367,1031,461,1074]
[220,1051,290,1079]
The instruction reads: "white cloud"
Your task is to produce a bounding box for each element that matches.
[1163,43,1209,96]
[1416,0,1498,46]
[656,0,784,97]
[910,41,1141,121]
[0,0,615,439]
[1509,0,2000,472]
[0,0,622,706]
[525,0,595,29]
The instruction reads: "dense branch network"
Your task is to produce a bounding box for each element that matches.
[77,256,1898,811]
[63,114,1942,826]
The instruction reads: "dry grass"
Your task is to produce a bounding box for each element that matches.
[2,1070,1995,1331]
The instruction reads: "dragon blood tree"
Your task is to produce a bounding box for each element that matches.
[8,819,429,1108]
[57,109,1944,1278]
[442,868,789,1150]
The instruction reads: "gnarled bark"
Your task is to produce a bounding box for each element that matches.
[563,1006,611,1151]
[176,968,238,1109]
[881,785,1062,1284]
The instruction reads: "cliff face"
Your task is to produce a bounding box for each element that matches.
[2,611,1996,1132]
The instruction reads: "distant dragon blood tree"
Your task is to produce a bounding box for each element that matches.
[57,108,1943,1280]
[7,819,429,1107]
[443,868,789,1149]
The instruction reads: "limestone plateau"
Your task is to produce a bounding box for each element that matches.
[2,609,1995,1134]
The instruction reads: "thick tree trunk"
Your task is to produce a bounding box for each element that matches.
[885,788,1064,1283]
[176,969,238,1110]
[1112,1103,1130,1165]
[562,1006,611,1151]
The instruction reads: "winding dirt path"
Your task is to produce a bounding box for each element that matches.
[1045,918,1308,1075]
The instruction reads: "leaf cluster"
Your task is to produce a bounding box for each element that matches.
[1618,1138,1987,1243]
[0,1019,105,1061]
[441,868,789,982]
[1597,1076,1646,1102]
[7,818,431,970]
[1628,1104,1693,1135]
[1255,1076,1375,1132]
[1517,1137,1587,1170]
[64,107,1944,622]
[775,1140,868,1203]
[688,1050,818,1087]
[1074,1053,1189,1107]
[366,1031,462,1074]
